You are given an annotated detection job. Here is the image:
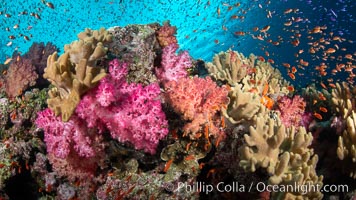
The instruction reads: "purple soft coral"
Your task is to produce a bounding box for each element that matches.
[76,59,169,154]
[155,43,192,83]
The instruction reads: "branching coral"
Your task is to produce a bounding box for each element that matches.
[277,95,306,128]
[155,43,192,84]
[164,76,229,139]
[75,59,169,154]
[4,58,38,98]
[44,28,112,121]
[239,114,323,199]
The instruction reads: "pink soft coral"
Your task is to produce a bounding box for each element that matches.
[76,59,169,154]
[277,95,306,128]
[155,43,192,83]
[35,108,98,158]
[36,108,107,181]
[165,76,229,138]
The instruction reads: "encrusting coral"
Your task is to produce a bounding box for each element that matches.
[44,28,112,121]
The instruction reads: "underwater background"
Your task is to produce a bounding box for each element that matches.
[0,0,355,199]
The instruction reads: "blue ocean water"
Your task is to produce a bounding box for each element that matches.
[0,0,355,86]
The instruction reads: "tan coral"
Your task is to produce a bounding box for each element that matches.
[222,84,265,124]
[239,114,285,173]
[332,82,356,119]
[43,28,112,121]
[269,127,323,199]
[239,114,323,199]
[205,50,255,86]
[337,111,356,178]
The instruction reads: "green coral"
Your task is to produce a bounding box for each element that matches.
[43,28,112,121]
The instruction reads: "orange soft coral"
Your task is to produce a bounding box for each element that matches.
[165,76,229,139]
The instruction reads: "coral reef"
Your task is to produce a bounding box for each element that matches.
[2,22,355,200]
[44,28,112,122]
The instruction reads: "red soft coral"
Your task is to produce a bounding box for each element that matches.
[165,76,229,138]
[277,95,306,128]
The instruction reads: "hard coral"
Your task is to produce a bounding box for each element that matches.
[165,76,229,138]
[76,59,169,154]
[155,43,192,84]
[277,95,306,128]
[156,21,178,48]
[4,58,38,98]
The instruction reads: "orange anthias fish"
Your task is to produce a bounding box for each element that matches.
[313,112,323,120]
[260,83,274,109]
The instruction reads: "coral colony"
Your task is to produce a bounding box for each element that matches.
[0,22,356,200]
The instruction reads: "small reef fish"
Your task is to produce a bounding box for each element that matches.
[46,2,54,9]
[313,112,323,120]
